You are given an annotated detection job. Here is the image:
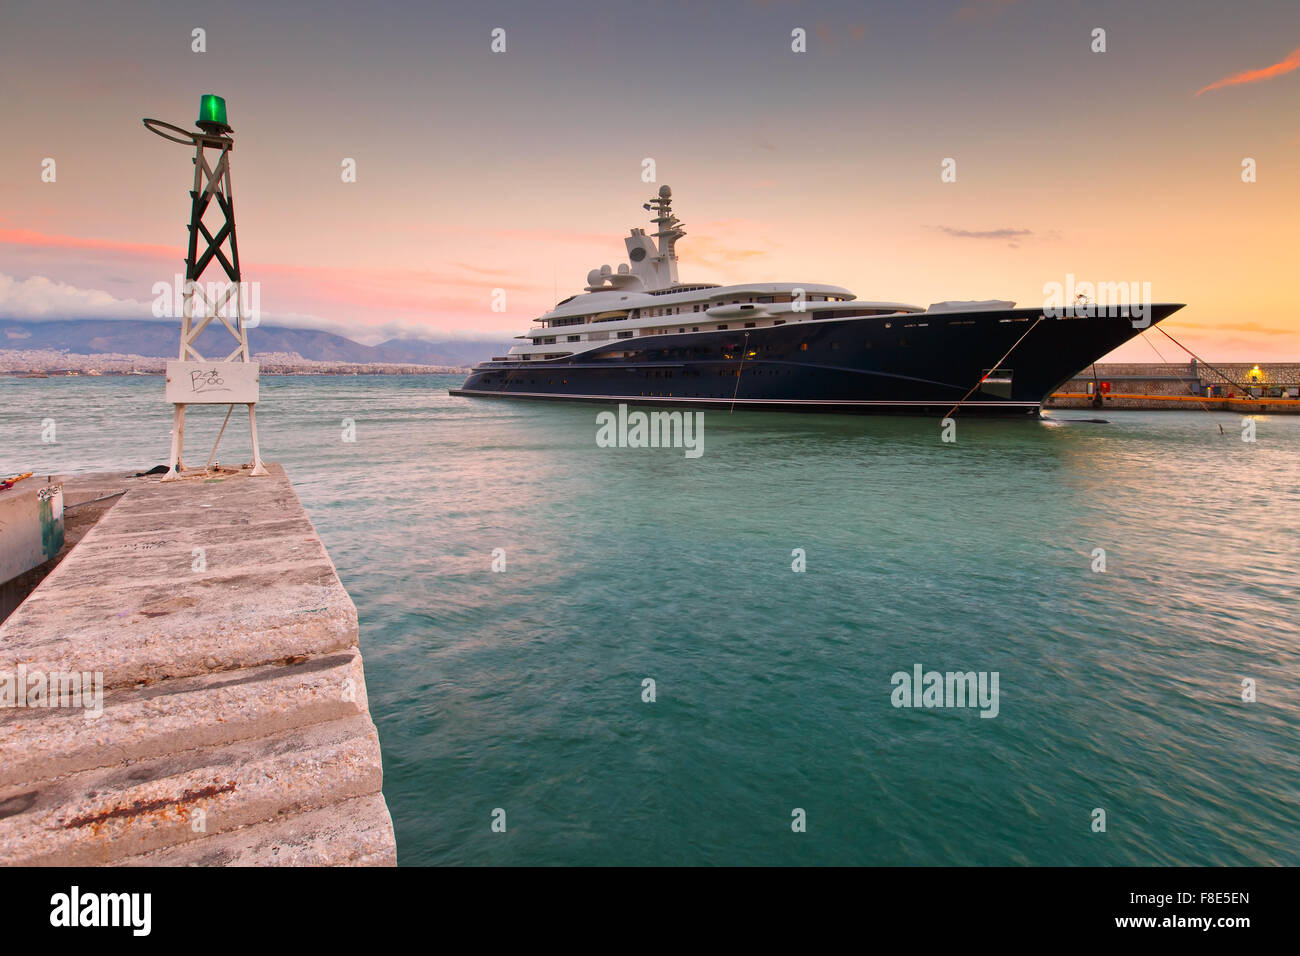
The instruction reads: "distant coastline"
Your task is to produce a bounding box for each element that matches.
[0,318,510,372]
[0,349,468,376]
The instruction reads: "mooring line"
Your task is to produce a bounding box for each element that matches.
[1154,325,1253,395]
[729,331,750,414]
[942,316,1043,421]
[1139,329,1223,432]
[205,404,235,471]
[65,490,127,510]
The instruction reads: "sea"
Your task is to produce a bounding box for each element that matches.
[3,373,1297,866]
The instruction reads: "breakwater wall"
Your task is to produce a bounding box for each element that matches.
[1047,362,1300,413]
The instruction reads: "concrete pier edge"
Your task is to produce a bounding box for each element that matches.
[0,464,396,866]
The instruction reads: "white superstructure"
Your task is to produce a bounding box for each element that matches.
[498,185,929,363]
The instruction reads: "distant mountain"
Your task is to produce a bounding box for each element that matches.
[0,319,512,367]
[372,338,513,366]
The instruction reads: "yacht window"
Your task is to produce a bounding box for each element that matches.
[716,324,728,330]
[743,322,756,328]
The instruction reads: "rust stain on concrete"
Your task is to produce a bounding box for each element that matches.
[61,779,236,829]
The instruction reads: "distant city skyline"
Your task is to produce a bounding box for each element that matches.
[2,0,1298,360]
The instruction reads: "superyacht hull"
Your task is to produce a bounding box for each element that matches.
[451,304,1185,416]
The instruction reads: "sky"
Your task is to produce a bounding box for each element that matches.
[1,0,1297,360]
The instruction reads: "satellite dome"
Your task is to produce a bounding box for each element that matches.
[600,264,611,275]
[658,185,671,198]
[587,269,603,286]
[617,263,629,274]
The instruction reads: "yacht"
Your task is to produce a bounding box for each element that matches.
[451,186,1183,415]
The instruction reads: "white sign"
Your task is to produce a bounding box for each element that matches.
[165,361,259,404]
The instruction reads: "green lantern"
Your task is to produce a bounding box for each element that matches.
[196,94,230,134]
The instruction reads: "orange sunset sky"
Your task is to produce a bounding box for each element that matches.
[2,0,1298,361]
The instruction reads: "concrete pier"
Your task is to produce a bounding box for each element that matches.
[0,465,396,866]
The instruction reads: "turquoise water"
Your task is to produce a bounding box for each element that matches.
[3,374,1297,865]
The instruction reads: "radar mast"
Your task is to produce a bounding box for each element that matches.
[643,185,685,285]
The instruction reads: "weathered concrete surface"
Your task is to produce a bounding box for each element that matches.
[1,474,126,622]
[120,793,397,866]
[0,465,396,866]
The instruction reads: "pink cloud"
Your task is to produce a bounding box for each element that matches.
[0,228,174,260]
[1195,46,1300,96]
[0,236,464,336]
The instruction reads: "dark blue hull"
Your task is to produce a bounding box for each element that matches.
[451,305,1185,416]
